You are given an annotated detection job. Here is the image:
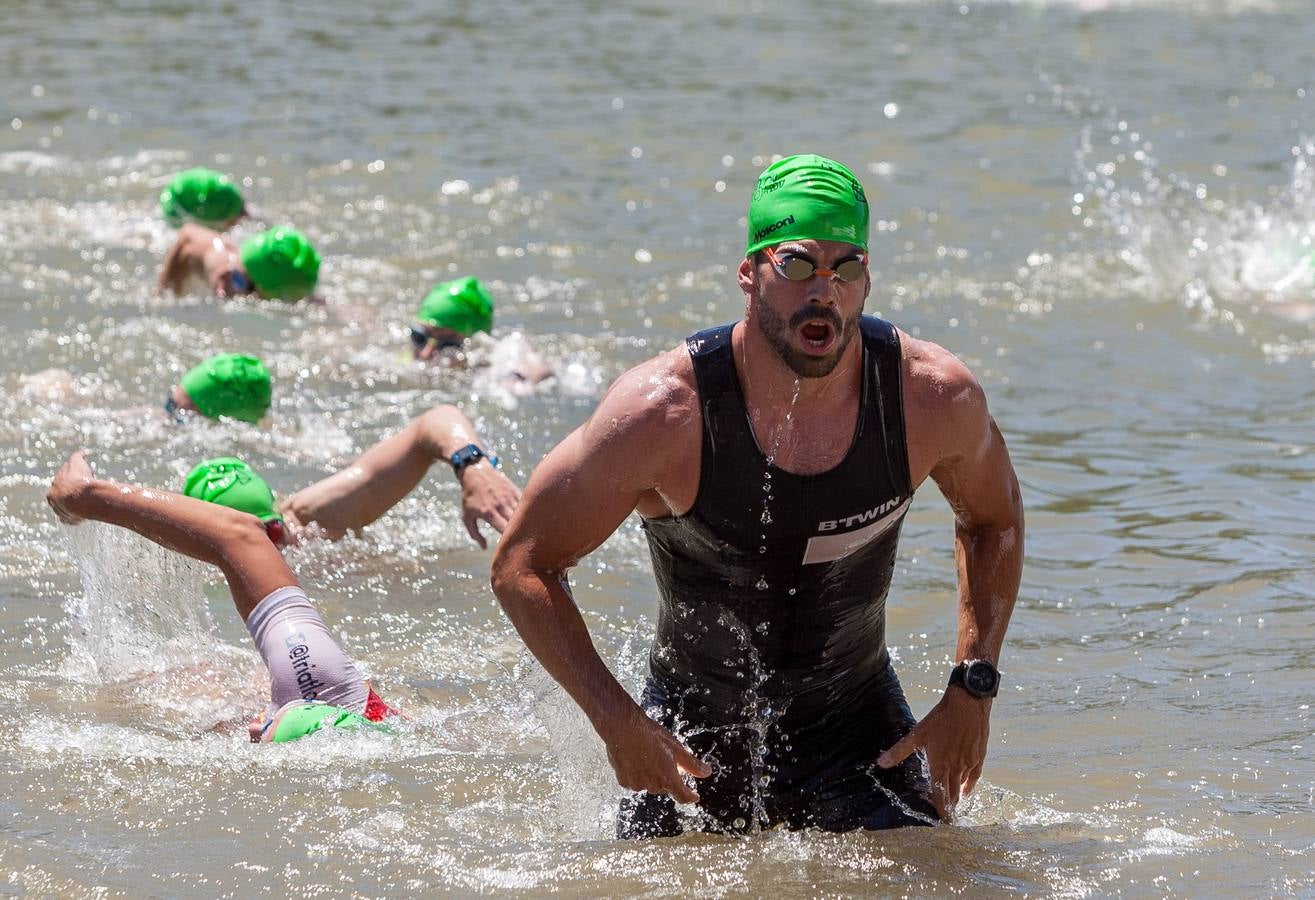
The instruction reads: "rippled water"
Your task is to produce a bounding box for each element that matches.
[2,0,1312,895]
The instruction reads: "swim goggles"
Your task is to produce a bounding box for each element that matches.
[764,246,867,284]
[228,270,253,294]
[410,325,464,352]
[163,393,186,423]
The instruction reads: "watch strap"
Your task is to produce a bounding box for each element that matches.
[449,444,499,474]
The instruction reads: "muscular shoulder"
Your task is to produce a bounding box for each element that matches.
[900,331,984,416]
[898,330,993,483]
[582,343,699,451]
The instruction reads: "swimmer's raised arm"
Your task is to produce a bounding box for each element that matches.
[491,351,712,803]
[47,451,296,620]
[157,224,199,294]
[279,404,520,547]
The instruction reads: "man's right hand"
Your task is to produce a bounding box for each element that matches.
[601,705,712,804]
[47,450,94,524]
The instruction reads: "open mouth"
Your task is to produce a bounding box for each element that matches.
[798,319,836,354]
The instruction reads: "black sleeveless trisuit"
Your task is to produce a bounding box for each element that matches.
[620,316,940,837]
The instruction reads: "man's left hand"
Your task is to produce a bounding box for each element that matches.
[876,686,991,819]
[458,462,522,548]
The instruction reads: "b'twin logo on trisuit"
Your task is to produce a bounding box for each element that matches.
[753,214,795,244]
[802,495,912,566]
[817,495,907,532]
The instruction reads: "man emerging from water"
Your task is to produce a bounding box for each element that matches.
[492,154,1024,835]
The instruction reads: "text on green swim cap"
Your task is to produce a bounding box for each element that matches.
[416,276,495,336]
[270,703,393,743]
[179,353,271,423]
[745,154,870,257]
[159,168,244,228]
[239,227,320,300]
[182,456,283,523]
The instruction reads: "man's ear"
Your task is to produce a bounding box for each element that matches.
[737,256,756,298]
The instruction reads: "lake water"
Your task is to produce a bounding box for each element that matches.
[1,0,1312,895]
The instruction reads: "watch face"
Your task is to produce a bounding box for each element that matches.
[965,662,999,695]
[452,445,483,468]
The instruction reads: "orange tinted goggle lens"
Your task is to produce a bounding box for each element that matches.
[776,253,866,283]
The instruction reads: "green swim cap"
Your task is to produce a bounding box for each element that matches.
[159,167,245,229]
[416,276,494,336]
[182,456,283,523]
[745,154,870,257]
[269,702,392,743]
[239,227,321,300]
[179,353,272,423]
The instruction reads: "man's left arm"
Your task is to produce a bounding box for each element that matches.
[877,359,1024,817]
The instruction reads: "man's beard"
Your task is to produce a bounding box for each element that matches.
[754,300,860,378]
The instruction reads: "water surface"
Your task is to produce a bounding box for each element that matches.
[1,0,1312,895]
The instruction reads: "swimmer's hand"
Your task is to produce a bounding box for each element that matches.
[457,461,521,549]
[876,686,991,820]
[602,705,712,805]
[47,450,95,525]
[207,266,231,299]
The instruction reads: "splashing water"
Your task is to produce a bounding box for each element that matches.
[60,521,216,682]
[1075,124,1315,332]
[755,377,803,591]
[690,610,787,835]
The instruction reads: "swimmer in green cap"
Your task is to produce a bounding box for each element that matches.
[19,353,270,427]
[165,353,273,424]
[493,153,1024,836]
[159,167,247,230]
[411,276,496,360]
[159,224,320,301]
[47,451,400,743]
[184,403,520,549]
[410,276,554,393]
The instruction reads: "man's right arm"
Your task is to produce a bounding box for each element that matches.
[490,356,712,802]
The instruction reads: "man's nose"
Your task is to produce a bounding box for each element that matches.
[805,275,837,305]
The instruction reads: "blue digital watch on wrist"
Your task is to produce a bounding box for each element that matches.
[450,443,498,475]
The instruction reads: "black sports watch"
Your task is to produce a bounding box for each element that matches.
[948,659,1000,699]
[449,443,498,475]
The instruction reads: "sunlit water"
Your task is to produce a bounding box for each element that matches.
[1,0,1312,895]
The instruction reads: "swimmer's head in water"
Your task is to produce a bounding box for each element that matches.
[183,457,285,544]
[239,227,321,301]
[745,154,869,257]
[159,168,245,229]
[178,353,272,423]
[416,276,495,338]
[263,702,393,743]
